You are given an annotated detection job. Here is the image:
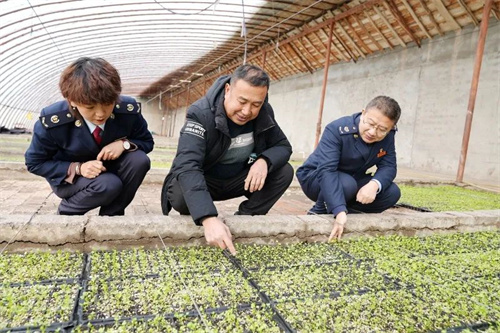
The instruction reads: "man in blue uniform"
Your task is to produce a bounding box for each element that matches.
[296,96,401,240]
[25,57,154,216]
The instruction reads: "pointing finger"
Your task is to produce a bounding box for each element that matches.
[224,237,236,255]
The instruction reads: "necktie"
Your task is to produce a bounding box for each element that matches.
[92,126,102,145]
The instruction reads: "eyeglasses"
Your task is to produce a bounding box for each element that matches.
[362,117,389,136]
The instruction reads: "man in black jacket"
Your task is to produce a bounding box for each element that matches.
[161,65,293,254]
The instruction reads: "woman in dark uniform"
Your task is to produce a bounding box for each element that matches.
[296,96,401,240]
[25,57,154,215]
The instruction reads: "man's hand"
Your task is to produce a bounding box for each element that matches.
[97,141,125,161]
[328,211,347,241]
[202,217,236,255]
[80,160,106,179]
[244,158,268,193]
[356,180,378,204]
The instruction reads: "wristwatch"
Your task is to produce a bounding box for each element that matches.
[122,139,131,151]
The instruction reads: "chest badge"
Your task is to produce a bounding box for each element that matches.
[377,148,387,158]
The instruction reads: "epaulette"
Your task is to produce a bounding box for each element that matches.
[338,125,358,135]
[40,110,75,129]
[113,100,141,114]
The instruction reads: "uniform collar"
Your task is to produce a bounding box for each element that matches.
[83,118,105,133]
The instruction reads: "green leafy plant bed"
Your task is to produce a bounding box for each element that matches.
[75,305,280,332]
[399,184,500,211]
[235,242,349,269]
[1,231,499,332]
[336,231,500,259]
[249,260,396,302]
[276,289,481,332]
[0,251,83,285]
[81,271,260,321]
[0,282,79,331]
[88,247,233,280]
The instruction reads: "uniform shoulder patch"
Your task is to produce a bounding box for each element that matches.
[338,125,358,136]
[182,120,206,139]
[114,101,141,114]
[40,110,74,129]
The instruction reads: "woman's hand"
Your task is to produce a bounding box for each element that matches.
[97,141,125,161]
[80,160,106,179]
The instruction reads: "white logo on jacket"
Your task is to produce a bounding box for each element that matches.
[182,121,206,139]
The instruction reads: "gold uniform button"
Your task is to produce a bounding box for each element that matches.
[110,113,115,119]
[66,113,72,118]
[51,115,60,123]
[75,120,82,127]
[115,104,120,109]
[127,104,134,112]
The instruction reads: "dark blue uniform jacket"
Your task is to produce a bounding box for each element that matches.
[296,112,397,215]
[25,95,154,187]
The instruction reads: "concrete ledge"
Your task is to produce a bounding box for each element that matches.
[0,215,86,247]
[1,211,499,252]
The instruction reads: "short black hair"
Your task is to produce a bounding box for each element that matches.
[366,96,401,123]
[230,64,270,88]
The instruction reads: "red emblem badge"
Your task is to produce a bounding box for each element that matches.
[377,149,387,158]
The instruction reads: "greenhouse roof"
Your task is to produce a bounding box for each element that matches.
[0,0,495,129]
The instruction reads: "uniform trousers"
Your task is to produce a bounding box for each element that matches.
[300,171,401,214]
[51,150,150,216]
[167,163,294,216]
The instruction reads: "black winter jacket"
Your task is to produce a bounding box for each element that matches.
[164,75,292,225]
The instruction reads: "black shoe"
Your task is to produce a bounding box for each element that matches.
[307,202,328,215]
[234,210,253,216]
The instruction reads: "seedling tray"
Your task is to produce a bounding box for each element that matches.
[1,231,499,332]
[79,271,261,321]
[0,251,83,285]
[73,304,283,332]
[0,282,80,332]
[395,202,432,212]
[398,184,500,212]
